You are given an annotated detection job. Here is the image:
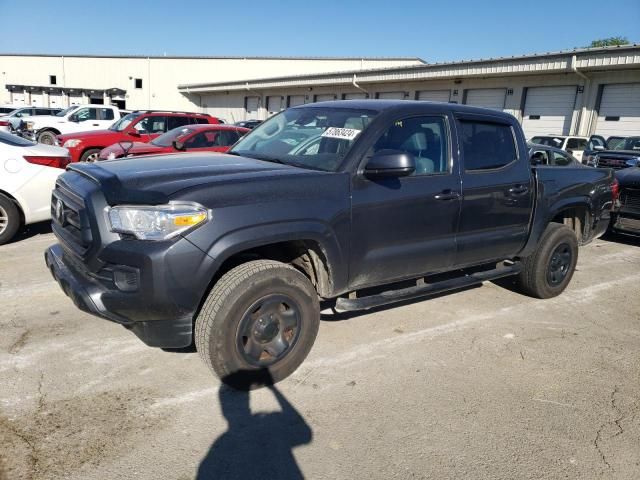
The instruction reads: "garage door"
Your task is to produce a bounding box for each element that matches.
[377,91,405,100]
[595,83,640,137]
[68,93,82,106]
[246,96,260,115]
[267,96,283,115]
[48,92,63,108]
[288,95,305,107]
[11,91,26,105]
[417,90,450,103]
[30,93,44,107]
[464,88,506,110]
[521,86,577,138]
[314,94,336,102]
[343,93,367,100]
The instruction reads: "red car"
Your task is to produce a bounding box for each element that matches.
[58,110,219,162]
[98,124,249,160]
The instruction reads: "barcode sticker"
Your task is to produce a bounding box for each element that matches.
[321,127,361,140]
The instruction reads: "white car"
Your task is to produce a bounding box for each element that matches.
[23,104,122,145]
[0,106,63,133]
[528,135,606,162]
[0,131,70,245]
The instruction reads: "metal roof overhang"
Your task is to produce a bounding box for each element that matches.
[5,84,127,95]
[178,45,640,94]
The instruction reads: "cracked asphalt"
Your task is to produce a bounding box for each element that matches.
[0,225,639,480]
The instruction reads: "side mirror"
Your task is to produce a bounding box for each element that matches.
[128,130,141,137]
[566,149,574,155]
[69,115,78,122]
[594,145,605,151]
[173,140,185,151]
[364,150,415,178]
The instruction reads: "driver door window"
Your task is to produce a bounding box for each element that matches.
[74,108,97,121]
[184,131,216,149]
[371,116,449,175]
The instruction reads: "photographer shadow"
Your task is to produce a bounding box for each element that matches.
[197,370,312,480]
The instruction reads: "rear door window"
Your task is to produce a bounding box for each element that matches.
[99,108,115,121]
[460,120,517,171]
[566,138,587,150]
[168,116,191,130]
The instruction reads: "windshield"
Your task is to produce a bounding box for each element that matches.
[109,112,141,132]
[614,137,640,151]
[530,136,564,148]
[0,130,37,147]
[230,107,378,171]
[55,106,77,117]
[152,126,195,147]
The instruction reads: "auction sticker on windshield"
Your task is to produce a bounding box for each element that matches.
[321,127,361,140]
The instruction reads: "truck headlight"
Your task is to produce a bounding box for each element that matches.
[63,139,82,148]
[106,202,209,240]
[25,121,35,130]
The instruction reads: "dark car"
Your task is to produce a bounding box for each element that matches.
[611,166,640,235]
[529,143,581,166]
[584,136,640,169]
[235,119,263,129]
[45,100,615,389]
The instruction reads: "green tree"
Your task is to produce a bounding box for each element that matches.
[587,37,630,48]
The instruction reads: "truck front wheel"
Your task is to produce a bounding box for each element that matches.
[37,130,57,145]
[516,223,578,299]
[195,260,320,390]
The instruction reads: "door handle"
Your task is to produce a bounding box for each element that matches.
[508,185,529,195]
[434,190,460,201]
[92,123,99,126]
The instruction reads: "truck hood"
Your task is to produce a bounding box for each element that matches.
[65,152,319,204]
[615,167,640,188]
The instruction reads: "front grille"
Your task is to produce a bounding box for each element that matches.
[51,180,92,257]
[597,156,628,170]
[620,189,640,211]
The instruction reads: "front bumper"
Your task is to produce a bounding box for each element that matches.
[45,242,211,348]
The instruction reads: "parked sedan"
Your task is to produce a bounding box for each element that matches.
[98,124,249,160]
[0,131,70,245]
[529,143,581,166]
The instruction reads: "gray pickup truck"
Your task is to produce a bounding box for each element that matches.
[45,101,615,389]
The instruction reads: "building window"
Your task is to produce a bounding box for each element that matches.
[49,75,57,85]
[135,78,143,89]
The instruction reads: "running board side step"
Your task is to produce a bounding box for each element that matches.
[335,263,522,312]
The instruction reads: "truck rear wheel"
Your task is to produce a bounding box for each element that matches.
[515,223,578,299]
[195,260,320,390]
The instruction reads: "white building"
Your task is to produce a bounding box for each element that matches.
[0,54,424,111]
[179,45,640,137]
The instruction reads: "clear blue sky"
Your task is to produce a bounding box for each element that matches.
[1,0,638,62]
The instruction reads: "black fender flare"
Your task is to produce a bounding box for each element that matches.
[204,220,347,296]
